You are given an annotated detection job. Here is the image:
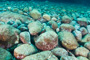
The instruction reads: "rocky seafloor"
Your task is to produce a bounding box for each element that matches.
[0,0,90,60]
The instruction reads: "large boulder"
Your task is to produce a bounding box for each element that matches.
[0,24,20,49]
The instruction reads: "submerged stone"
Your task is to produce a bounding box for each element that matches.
[22,51,58,60]
[0,48,12,60]
[35,30,58,50]
[14,44,38,59]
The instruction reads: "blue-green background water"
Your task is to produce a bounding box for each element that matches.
[0,0,89,6]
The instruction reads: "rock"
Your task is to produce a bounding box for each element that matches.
[29,7,32,11]
[61,15,72,23]
[73,30,82,41]
[56,28,60,33]
[17,24,26,29]
[60,56,78,60]
[23,7,28,12]
[20,32,31,44]
[12,22,18,28]
[19,27,28,31]
[7,20,15,25]
[74,24,80,30]
[48,20,58,30]
[51,17,57,21]
[14,44,38,59]
[80,27,88,36]
[22,51,58,60]
[88,52,90,60]
[77,18,87,27]
[51,47,68,57]
[70,21,77,26]
[84,42,90,50]
[30,9,41,19]
[12,8,19,12]
[58,31,78,50]
[35,31,58,50]
[0,12,30,23]
[7,6,11,10]
[43,14,51,21]
[0,21,5,25]
[18,10,24,15]
[0,48,12,60]
[15,20,22,25]
[60,24,75,32]
[82,34,90,42]
[87,25,90,33]
[0,24,20,49]
[77,56,89,60]
[75,47,89,57]
[28,21,43,35]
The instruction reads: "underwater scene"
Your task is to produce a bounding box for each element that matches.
[0,0,90,60]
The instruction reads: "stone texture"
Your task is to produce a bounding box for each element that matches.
[73,30,82,41]
[82,34,90,42]
[20,32,31,44]
[51,47,68,56]
[77,18,87,27]
[60,24,75,32]
[35,31,58,50]
[58,31,78,50]
[62,15,72,23]
[0,24,20,49]
[14,44,38,59]
[22,51,58,60]
[48,20,58,30]
[0,48,12,60]
[75,47,89,57]
[77,56,89,60]
[60,56,78,60]
[84,42,90,50]
[28,21,43,35]
[80,27,88,36]
[43,14,51,21]
[0,11,30,23]
[30,9,41,19]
